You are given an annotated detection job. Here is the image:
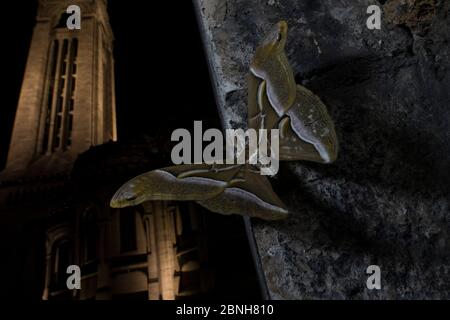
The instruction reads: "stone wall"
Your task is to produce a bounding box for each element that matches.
[193,0,450,299]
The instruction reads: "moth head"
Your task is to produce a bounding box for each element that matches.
[110,179,147,209]
[250,20,288,77]
[264,20,288,49]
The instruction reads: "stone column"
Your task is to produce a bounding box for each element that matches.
[153,201,176,300]
[142,202,160,300]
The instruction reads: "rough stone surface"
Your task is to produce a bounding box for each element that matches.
[194,0,450,299]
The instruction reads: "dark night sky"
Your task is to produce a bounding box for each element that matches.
[0,0,220,169]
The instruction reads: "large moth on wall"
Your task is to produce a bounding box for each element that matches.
[110,21,338,220]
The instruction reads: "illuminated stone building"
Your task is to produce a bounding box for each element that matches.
[2,0,116,180]
[63,139,215,300]
[0,0,117,298]
[0,0,260,300]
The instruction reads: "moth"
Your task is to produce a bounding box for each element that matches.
[110,21,338,220]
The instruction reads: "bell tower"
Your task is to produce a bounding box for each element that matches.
[3,0,116,178]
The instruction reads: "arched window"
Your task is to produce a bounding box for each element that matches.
[50,238,72,291]
[173,203,203,298]
[119,207,137,253]
[178,202,193,234]
[175,202,197,251]
[40,27,78,153]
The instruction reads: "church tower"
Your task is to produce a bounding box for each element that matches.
[3,0,116,178]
